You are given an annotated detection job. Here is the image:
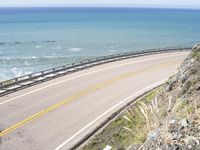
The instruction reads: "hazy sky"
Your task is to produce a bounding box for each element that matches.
[0,0,200,8]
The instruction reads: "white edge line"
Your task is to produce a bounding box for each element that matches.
[54,79,167,150]
[0,53,187,106]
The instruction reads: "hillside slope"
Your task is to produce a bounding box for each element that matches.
[130,44,200,150]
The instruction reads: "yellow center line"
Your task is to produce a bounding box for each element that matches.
[0,61,178,137]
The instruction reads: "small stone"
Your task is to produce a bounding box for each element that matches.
[185,136,199,146]
[103,145,112,150]
[179,118,189,128]
[174,144,182,150]
[147,128,161,141]
[187,145,193,149]
[171,133,182,140]
[195,85,200,90]
[169,119,177,124]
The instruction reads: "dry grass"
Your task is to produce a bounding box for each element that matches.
[81,89,160,150]
[122,96,162,142]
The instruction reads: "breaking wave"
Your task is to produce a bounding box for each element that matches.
[0,55,91,80]
[68,48,82,52]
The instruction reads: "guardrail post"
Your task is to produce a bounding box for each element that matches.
[15,78,19,85]
[41,71,44,77]
[0,82,2,90]
[62,65,66,71]
[29,74,32,79]
[53,68,56,73]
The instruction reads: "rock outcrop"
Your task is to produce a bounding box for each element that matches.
[130,45,200,150]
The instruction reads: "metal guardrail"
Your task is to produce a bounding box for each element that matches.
[0,47,192,96]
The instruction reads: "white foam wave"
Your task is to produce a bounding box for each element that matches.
[0,67,34,80]
[31,56,37,59]
[11,68,23,77]
[68,48,82,52]
[5,57,11,60]
[35,46,42,49]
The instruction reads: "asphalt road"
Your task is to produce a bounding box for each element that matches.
[0,51,189,150]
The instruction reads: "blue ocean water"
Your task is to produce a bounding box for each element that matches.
[0,7,200,80]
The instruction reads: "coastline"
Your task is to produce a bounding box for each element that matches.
[0,7,200,80]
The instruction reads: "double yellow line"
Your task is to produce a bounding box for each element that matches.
[0,61,178,137]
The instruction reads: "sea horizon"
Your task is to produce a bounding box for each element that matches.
[0,6,200,10]
[0,5,200,10]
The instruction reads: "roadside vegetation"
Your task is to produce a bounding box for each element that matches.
[81,89,161,149]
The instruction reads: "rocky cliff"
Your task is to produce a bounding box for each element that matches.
[131,44,200,150]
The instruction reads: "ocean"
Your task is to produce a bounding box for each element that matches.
[0,7,200,80]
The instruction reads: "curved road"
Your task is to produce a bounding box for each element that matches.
[0,51,189,150]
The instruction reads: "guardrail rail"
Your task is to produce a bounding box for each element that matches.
[0,47,192,96]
